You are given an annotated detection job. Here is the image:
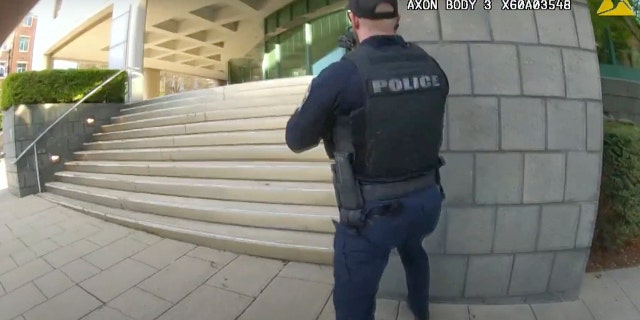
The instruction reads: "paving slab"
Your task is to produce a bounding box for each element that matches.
[82,237,148,270]
[33,270,75,298]
[532,300,595,320]
[279,262,334,284]
[11,249,37,266]
[19,224,64,246]
[60,259,101,283]
[607,266,640,311]
[317,294,335,320]
[580,273,640,320]
[49,224,101,247]
[43,240,100,268]
[0,257,17,276]
[0,239,27,259]
[0,283,47,320]
[468,305,536,320]
[0,258,53,292]
[84,225,133,247]
[137,255,217,303]
[80,258,156,302]
[238,277,332,320]
[29,239,60,257]
[23,286,102,320]
[131,238,195,270]
[157,285,253,320]
[206,255,286,297]
[128,231,162,246]
[185,246,237,268]
[81,306,134,320]
[108,287,172,320]
[375,299,400,320]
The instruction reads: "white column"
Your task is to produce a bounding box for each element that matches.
[108,0,147,103]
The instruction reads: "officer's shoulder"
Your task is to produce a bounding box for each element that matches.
[312,59,356,83]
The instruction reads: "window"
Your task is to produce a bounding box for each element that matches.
[23,15,33,27]
[0,62,6,77]
[0,42,8,51]
[16,63,27,73]
[18,37,29,52]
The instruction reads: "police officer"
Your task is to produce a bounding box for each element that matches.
[285,0,449,319]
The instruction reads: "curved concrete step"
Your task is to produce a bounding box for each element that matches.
[45,182,337,233]
[85,130,286,150]
[75,144,328,161]
[102,105,297,133]
[120,77,310,116]
[94,116,289,141]
[54,171,337,206]
[113,94,304,124]
[121,90,221,115]
[39,191,333,265]
[65,160,333,182]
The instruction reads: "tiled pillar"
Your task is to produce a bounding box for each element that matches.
[108,0,147,103]
[378,0,603,304]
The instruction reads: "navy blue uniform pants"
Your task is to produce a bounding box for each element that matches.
[332,185,443,320]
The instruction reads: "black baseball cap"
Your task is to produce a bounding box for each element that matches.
[347,0,399,20]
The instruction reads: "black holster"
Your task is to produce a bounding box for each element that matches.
[331,152,366,228]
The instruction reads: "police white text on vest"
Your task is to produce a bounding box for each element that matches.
[371,75,441,94]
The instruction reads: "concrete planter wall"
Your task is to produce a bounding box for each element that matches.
[2,103,121,197]
[378,2,603,304]
[602,78,640,123]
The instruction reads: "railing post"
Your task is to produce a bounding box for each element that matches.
[33,143,41,193]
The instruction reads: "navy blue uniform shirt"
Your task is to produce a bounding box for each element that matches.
[285,34,443,155]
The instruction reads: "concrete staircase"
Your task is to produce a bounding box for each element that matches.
[39,76,340,265]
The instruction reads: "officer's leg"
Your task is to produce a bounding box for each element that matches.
[397,233,430,319]
[397,186,443,320]
[333,221,391,320]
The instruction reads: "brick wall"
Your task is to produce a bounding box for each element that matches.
[378,0,603,303]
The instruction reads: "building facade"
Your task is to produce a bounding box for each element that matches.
[0,14,38,81]
[29,0,606,303]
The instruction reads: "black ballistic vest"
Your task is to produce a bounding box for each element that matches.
[333,41,448,182]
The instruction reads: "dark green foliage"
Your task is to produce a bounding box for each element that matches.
[0,69,126,111]
[596,120,640,250]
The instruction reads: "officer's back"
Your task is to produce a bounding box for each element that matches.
[285,1,448,319]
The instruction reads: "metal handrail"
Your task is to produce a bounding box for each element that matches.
[11,67,137,192]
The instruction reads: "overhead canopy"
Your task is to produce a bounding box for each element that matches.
[45,0,295,80]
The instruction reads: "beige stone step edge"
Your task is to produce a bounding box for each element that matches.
[86,129,287,150]
[102,104,297,133]
[112,93,305,124]
[121,95,213,115]
[65,160,333,182]
[38,191,334,265]
[74,144,329,162]
[54,171,337,206]
[45,182,337,233]
[94,116,290,141]
[119,76,311,115]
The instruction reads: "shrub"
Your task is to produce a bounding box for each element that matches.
[0,69,126,111]
[595,120,640,251]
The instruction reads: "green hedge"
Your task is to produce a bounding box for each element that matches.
[0,69,126,111]
[595,120,640,250]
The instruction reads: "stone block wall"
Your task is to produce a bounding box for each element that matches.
[602,78,640,123]
[2,103,121,197]
[379,0,603,303]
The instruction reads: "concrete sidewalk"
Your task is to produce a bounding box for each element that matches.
[1,159,640,320]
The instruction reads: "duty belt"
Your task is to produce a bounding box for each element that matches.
[359,171,437,202]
